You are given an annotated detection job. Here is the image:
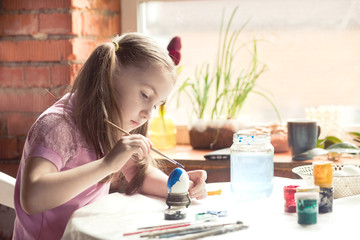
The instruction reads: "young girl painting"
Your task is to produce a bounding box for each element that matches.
[12,33,207,240]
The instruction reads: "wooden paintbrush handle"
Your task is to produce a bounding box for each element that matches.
[104,119,184,168]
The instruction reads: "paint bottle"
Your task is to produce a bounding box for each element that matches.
[284,185,299,213]
[313,161,333,188]
[230,130,274,201]
[313,161,333,213]
[295,192,319,225]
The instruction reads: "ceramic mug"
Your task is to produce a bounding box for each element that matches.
[287,119,321,160]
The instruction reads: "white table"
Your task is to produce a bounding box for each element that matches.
[62,177,360,240]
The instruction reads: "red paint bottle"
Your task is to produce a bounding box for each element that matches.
[284,185,299,213]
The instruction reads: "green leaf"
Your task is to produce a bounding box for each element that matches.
[349,132,360,139]
[326,142,360,150]
[317,136,342,149]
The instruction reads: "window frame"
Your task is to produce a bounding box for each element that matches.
[121,0,211,33]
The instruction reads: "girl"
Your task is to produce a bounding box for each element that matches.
[12,33,207,240]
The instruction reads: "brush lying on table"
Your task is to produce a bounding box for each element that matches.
[104,119,185,169]
[138,220,247,239]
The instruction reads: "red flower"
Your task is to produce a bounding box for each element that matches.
[167,36,181,66]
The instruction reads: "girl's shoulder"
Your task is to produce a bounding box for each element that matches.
[27,105,91,162]
[27,93,77,145]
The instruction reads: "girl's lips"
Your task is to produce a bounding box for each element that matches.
[131,120,140,127]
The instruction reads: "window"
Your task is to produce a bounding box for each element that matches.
[121,0,360,128]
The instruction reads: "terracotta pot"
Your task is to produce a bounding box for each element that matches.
[189,119,247,150]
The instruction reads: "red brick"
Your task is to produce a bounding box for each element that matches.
[0,40,73,62]
[73,12,120,37]
[51,63,83,87]
[7,113,37,136]
[72,0,120,11]
[2,0,71,10]
[70,38,95,61]
[0,14,38,36]
[51,65,71,86]
[0,66,24,87]
[0,90,56,113]
[0,117,6,136]
[71,12,83,35]
[102,14,120,37]
[77,11,101,36]
[71,0,91,9]
[25,66,50,87]
[39,13,72,35]
[0,137,19,159]
[84,11,101,36]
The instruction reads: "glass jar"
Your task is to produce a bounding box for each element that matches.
[230,130,274,201]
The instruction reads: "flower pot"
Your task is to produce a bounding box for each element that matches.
[189,119,247,150]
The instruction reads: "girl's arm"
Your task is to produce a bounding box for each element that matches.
[21,156,113,215]
[138,165,168,197]
[21,134,152,215]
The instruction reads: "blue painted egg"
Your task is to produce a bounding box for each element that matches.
[167,168,189,194]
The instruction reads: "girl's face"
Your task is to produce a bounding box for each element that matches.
[114,64,174,132]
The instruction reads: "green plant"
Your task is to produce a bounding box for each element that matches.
[177,6,280,121]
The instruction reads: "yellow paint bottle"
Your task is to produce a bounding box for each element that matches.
[313,161,333,188]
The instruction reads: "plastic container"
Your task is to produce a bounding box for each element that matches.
[313,161,333,188]
[295,192,319,225]
[149,105,176,150]
[230,130,274,201]
[284,185,299,213]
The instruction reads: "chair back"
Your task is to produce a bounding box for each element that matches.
[0,172,16,209]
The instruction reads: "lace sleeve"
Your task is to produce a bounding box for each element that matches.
[27,113,87,169]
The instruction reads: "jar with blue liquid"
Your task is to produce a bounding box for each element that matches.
[230,130,274,201]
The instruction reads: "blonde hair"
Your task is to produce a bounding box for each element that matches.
[69,33,176,194]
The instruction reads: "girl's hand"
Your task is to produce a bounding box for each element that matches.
[187,170,207,200]
[104,134,152,173]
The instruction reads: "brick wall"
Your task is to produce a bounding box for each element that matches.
[0,0,120,177]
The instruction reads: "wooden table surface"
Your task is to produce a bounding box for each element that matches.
[154,145,360,183]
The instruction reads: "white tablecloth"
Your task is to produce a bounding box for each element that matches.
[62,177,360,240]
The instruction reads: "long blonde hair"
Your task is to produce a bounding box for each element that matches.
[69,33,176,194]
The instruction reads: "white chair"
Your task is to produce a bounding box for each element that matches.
[0,171,16,209]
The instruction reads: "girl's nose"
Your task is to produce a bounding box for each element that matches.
[140,109,152,120]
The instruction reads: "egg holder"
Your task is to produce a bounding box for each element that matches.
[165,168,192,220]
[292,164,360,198]
[166,192,191,209]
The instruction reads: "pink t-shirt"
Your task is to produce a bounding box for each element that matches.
[12,93,111,240]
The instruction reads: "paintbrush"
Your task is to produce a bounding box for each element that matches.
[104,118,185,169]
[173,222,248,240]
[123,219,216,236]
[140,221,245,238]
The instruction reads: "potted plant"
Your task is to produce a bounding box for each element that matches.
[177,7,280,149]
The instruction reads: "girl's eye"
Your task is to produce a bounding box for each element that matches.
[141,92,149,99]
